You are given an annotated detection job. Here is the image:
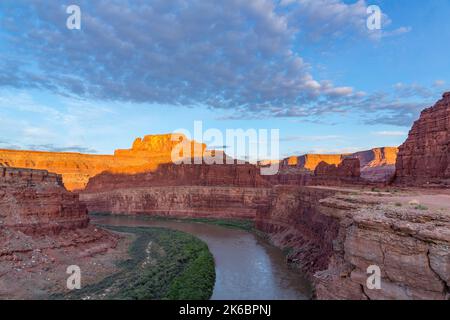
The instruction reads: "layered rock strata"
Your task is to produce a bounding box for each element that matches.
[0,167,89,234]
[84,162,271,193]
[255,186,339,273]
[314,192,450,300]
[0,167,121,298]
[395,92,450,186]
[312,158,361,186]
[81,186,272,219]
[255,186,450,300]
[0,134,205,191]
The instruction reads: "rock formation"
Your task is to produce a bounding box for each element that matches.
[81,186,272,220]
[0,166,120,298]
[0,134,205,191]
[354,147,398,182]
[84,162,271,193]
[314,191,450,300]
[265,147,398,186]
[81,162,272,219]
[312,158,361,185]
[0,167,89,234]
[395,92,450,186]
[255,186,450,300]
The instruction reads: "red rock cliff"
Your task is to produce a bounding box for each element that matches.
[84,162,271,193]
[0,134,205,191]
[81,162,272,219]
[395,92,450,186]
[312,158,361,185]
[0,167,89,234]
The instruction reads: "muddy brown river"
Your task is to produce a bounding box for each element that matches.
[92,215,312,300]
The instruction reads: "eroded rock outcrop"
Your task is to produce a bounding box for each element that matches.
[0,167,89,233]
[355,147,398,182]
[314,192,450,300]
[395,92,450,186]
[0,134,204,191]
[255,186,339,273]
[81,186,272,219]
[84,162,271,193]
[0,166,120,298]
[266,147,397,186]
[312,158,361,186]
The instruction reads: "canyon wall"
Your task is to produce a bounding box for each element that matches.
[84,162,271,193]
[0,134,204,191]
[81,186,272,220]
[255,186,450,300]
[81,162,273,219]
[314,192,450,300]
[0,167,89,234]
[272,147,398,185]
[395,92,450,186]
[255,186,339,273]
[312,158,361,186]
[0,167,120,298]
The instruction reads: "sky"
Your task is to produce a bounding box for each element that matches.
[0,0,449,159]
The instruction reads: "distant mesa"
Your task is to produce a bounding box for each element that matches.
[0,133,205,191]
[270,147,398,183]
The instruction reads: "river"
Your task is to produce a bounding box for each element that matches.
[92,215,312,300]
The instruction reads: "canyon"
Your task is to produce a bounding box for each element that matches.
[0,167,122,298]
[1,93,449,300]
[0,134,397,191]
[76,93,450,300]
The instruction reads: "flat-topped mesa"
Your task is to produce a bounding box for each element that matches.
[0,133,206,191]
[281,154,346,171]
[395,92,450,186]
[114,133,206,158]
[270,148,398,185]
[0,167,89,234]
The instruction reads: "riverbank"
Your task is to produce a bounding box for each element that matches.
[56,225,215,300]
[92,214,312,299]
[91,212,267,237]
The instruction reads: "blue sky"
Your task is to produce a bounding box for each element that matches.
[0,0,449,159]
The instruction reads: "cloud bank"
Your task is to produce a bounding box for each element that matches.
[0,0,414,118]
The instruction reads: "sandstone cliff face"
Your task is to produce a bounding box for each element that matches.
[314,192,450,300]
[0,167,120,298]
[281,154,346,171]
[271,147,397,185]
[395,92,450,186]
[255,186,339,273]
[81,186,272,220]
[0,167,89,234]
[255,186,450,300]
[84,162,271,193]
[0,134,205,191]
[355,147,398,182]
[312,158,361,186]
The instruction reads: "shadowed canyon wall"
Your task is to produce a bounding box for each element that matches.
[81,163,272,219]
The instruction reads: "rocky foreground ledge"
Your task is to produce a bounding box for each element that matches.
[0,167,121,299]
